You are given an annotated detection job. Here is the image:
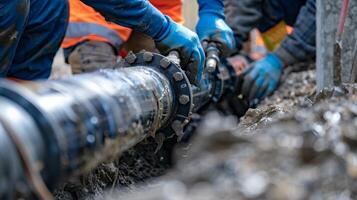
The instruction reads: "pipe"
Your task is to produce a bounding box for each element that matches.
[0,52,239,198]
[0,66,173,198]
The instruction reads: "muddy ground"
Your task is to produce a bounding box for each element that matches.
[55,63,357,199]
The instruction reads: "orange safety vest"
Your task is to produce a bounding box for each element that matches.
[62,0,184,49]
[259,21,294,52]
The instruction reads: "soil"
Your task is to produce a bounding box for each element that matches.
[55,62,357,200]
[54,138,174,200]
[110,68,357,200]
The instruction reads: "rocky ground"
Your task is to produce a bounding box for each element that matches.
[54,59,357,200]
[108,68,357,200]
[53,65,303,198]
[54,138,174,200]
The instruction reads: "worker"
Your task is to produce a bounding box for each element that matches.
[225,0,316,104]
[62,0,185,75]
[0,0,208,84]
[63,0,236,84]
[0,0,69,80]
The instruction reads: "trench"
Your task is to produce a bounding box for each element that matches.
[54,62,351,200]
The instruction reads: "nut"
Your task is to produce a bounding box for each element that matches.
[173,72,184,81]
[143,52,153,62]
[179,95,190,105]
[125,51,137,64]
[160,58,171,69]
[171,120,183,133]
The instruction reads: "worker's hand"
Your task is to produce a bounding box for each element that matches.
[156,20,205,84]
[68,41,117,74]
[196,11,236,57]
[241,53,284,104]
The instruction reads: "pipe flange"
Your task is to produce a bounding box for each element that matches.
[124,51,193,138]
[211,61,233,103]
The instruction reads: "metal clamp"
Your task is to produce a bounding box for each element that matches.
[124,51,193,138]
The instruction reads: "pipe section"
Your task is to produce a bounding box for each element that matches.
[0,67,173,198]
[0,51,241,198]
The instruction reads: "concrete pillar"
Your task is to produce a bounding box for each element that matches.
[317,0,357,90]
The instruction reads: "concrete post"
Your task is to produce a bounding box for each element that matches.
[316,0,357,90]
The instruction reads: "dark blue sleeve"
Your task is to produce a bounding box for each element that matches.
[275,0,316,65]
[197,0,224,17]
[80,0,170,40]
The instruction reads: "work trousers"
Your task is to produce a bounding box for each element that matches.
[0,0,69,80]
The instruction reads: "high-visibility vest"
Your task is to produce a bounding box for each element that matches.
[260,21,294,52]
[62,0,183,49]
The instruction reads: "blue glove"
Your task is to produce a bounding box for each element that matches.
[241,53,284,104]
[81,0,205,84]
[156,17,205,84]
[196,0,236,57]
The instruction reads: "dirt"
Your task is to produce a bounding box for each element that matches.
[54,138,174,200]
[105,68,357,200]
[55,63,357,200]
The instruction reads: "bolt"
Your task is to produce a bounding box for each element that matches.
[173,72,184,81]
[179,95,190,105]
[171,120,182,133]
[143,51,153,62]
[171,120,184,141]
[160,58,171,69]
[125,51,137,64]
[206,58,217,73]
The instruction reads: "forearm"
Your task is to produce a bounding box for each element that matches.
[197,0,224,16]
[275,0,316,66]
[224,0,264,47]
[80,0,169,40]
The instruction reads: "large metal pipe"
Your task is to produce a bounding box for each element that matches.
[0,66,175,198]
[0,52,239,198]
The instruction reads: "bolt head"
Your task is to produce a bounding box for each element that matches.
[171,120,182,132]
[179,95,190,105]
[125,52,137,64]
[143,52,153,62]
[160,58,171,68]
[173,72,184,81]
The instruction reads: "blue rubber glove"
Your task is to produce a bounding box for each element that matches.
[81,0,205,84]
[196,0,236,57]
[241,53,284,104]
[156,17,205,84]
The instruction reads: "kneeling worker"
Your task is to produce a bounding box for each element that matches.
[0,0,209,84]
[63,0,236,84]
[225,0,316,104]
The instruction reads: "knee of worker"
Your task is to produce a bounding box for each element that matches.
[0,0,30,75]
[5,0,68,80]
[67,41,118,74]
[2,0,30,21]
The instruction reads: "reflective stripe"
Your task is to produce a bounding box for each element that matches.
[66,22,123,47]
[261,21,289,52]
